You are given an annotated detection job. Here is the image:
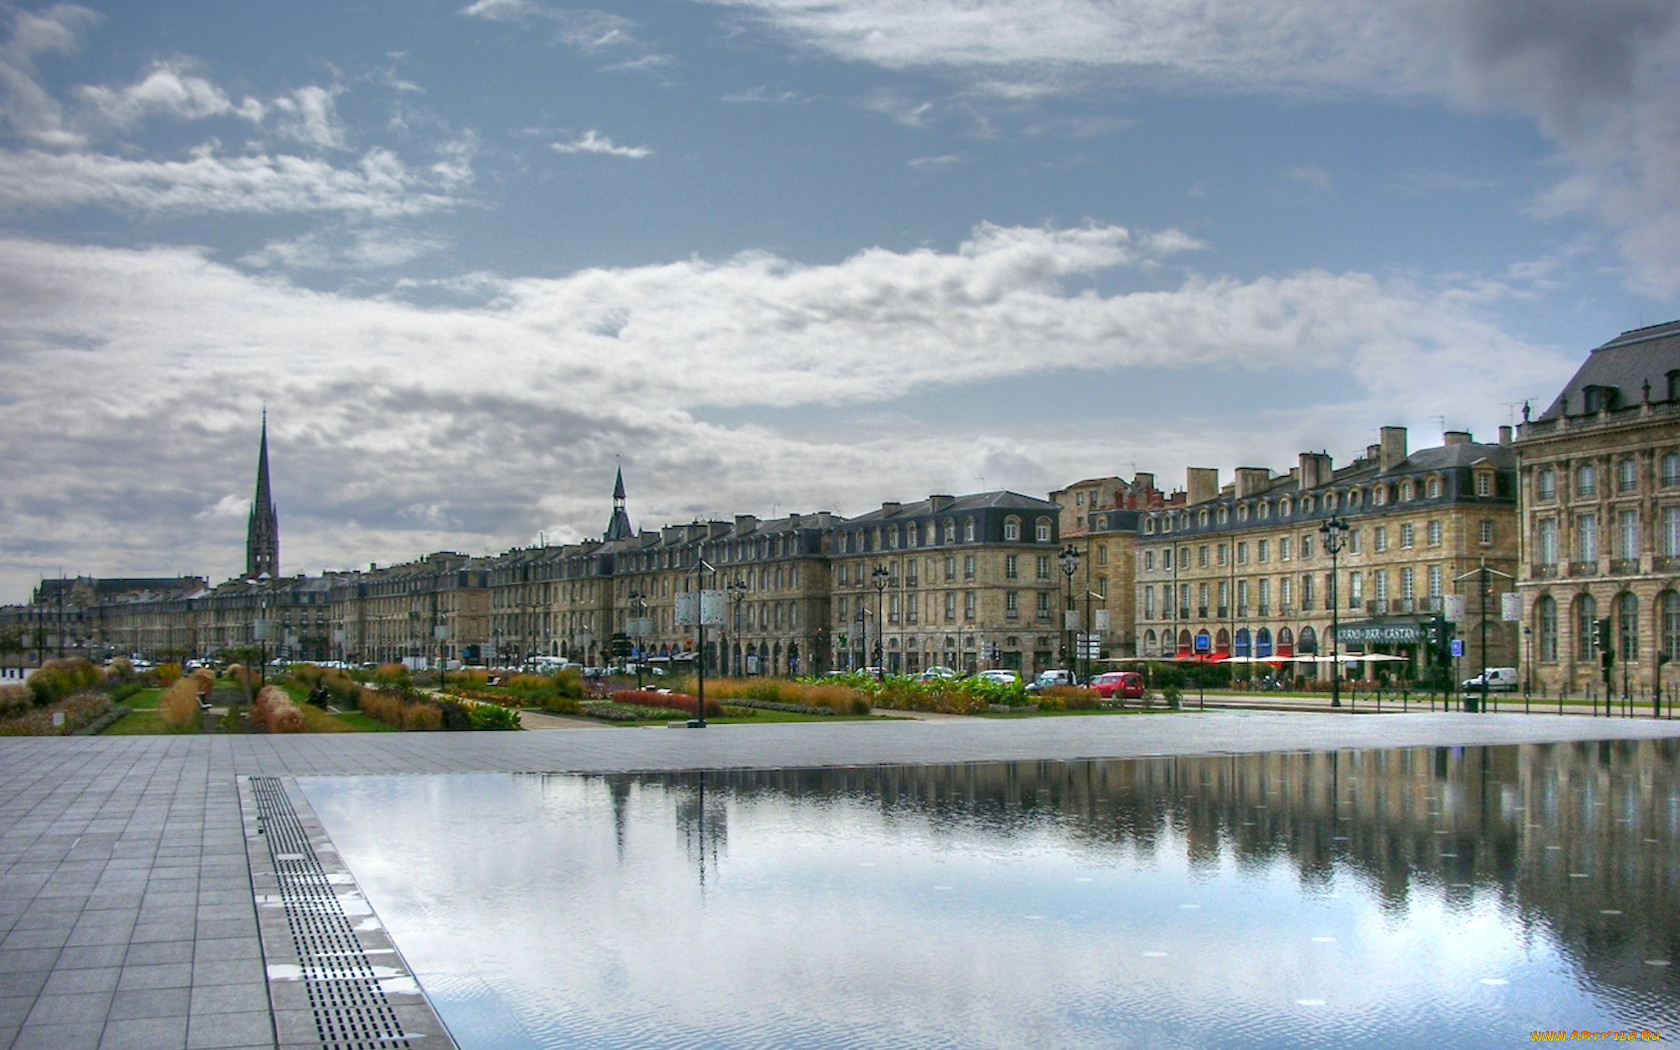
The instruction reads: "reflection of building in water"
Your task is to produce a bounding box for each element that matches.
[617,742,1680,1019]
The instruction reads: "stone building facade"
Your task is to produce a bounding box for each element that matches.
[828,492,1063,676]
[1515,320,1680,702]
[1133,426,1519,682]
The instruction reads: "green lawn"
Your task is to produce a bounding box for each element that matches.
[102,687,174,735]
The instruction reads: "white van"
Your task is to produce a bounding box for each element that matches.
[1462,667,1519,692]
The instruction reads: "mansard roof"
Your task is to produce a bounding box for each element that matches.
[1534,319,1680,422]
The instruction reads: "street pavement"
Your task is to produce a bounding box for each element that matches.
[3,710,1680,1049]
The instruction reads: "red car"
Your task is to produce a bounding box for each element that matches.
[1090,671,1145,699]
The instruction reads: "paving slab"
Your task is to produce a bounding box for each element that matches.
[0,710,1678,1050]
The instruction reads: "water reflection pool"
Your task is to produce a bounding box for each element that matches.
[301,742,1680,1048]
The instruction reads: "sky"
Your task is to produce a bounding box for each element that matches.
[2,0,1678,601]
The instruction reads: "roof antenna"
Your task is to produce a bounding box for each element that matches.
[1429,414,1446,437]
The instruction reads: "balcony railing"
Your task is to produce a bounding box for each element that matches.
[1179,607,1191,620]
[1198,605,1209,618]
[1569,561,1597,577]
[1532,563,1558,579]
[1609,559,1638,575]
[1217,605,1230,617]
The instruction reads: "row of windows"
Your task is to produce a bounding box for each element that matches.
[839,590,1051,623]
[1533,506,1680,564]
[1534,453,1680,501]
[1531,591,1680,663]
[1144,472,1497,535]
[1144,520,1495,573]
[837,515,1054,553]
[1141,564,1451,619]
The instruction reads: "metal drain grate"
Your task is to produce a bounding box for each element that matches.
[250,776,417,1050]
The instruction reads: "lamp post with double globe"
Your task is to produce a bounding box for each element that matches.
[1059,544,1081,683]
[871,565,890,680]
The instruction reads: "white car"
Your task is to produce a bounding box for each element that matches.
[976,669,1019,685]
[917,666,958,681]
[1462,667,1520,692]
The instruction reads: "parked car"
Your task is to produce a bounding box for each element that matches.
[1026,669,1074,694]
[976,669,1019,685]
[917,666,958,682]
[1462,667,1520,692]
[1090,671,1146,699]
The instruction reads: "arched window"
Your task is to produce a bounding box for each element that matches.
[1177,630,1192,654]
[1618,591,1639,662]
[1199,509,1210,527]
[1537,595,1558,662]
[1218,507,1230,524]
[943,519,956,543]
[1143,629,1158,655]
[1277,627,1294,656]
[1036,517,1053,542]
[1255,627,1272,657]
[1215,628,1231,655]
[1257,502,1270,519]
[962,518,976,542]
[906,524,918,549]
[1575,594,1598,661]
[1004,517,1021,541]
[1234,628,1252,657]
[1301,496,1314,515]
[1663,591,1680,662]
[1237,504,1249,522]
[1279,499,1291,518]
[1298,625,1318,654]
[1373,485,1387,506]
[886,525,899,549]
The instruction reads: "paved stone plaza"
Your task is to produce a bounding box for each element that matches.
[3,711,1679,1050]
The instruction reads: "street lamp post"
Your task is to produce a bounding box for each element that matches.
[1319,516,1349,708]
[628,590,649,689]
[871,565,889,680]
[727,577,748,676]
[1059,545,1081,682]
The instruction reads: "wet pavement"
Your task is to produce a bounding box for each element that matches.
[2,710,1679,1049]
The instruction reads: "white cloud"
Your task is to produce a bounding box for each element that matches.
[270,85,348,149]
[908,154,962,172]
[0,225,1574,597]
[0,146,462,217]
[552,130,652,158]
[76,59,264,128]
[0,4,102,148]
[1286,165,1333,191]
[721,86,802,103]
[699,0,1680,298]
[460,2,642,52]
[193,495,249,522]
[241,228,448,270]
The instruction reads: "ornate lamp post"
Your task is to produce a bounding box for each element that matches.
[871,565,889,680]
[1319,516,1349,708]
[1059,544,1081,682]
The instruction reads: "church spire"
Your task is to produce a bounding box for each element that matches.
[604,466,633,541]
[246,411,279,578]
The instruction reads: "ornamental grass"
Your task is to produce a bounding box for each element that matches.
[610,689,722,719]
[251,685,306,734]
[158,678,203,732]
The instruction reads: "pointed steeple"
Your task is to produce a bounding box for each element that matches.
[246,411,280,578]
[604,466,633,541]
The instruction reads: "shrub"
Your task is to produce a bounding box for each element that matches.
[0,691,113,736]
[358,688,403,728]
[0,684,31,720]
[374,664,411,690]
[155,663,183,686]
[553,668,585,699]
[468,703,522,730]
[159,678,203,732]
[1041,685,1101,711]
[401,703,442,731]
[251,685,308,733]
[27,658,102,706]
[106,657,134,681]
[692,676,869,715]
[437,700,473,731]
[538,692,581,714]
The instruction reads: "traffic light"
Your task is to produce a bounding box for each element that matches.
[610,632,632,660]
[1596,618,1613,667]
